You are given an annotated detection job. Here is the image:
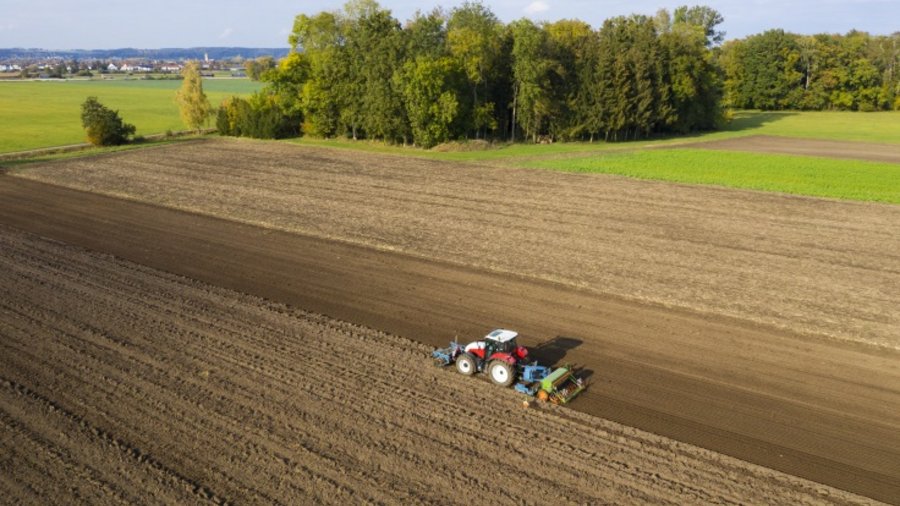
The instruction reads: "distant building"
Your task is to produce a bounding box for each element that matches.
[107,63,118,71]
[120,63,152,72]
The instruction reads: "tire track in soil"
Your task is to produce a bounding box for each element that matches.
[0,227,878,505]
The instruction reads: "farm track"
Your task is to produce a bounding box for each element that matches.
[687,135,900,164]
[0,177,899,503]
[0,227,876,504]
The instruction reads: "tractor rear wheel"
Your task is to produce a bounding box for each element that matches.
[488,360,515,387]
[456,353,476,376]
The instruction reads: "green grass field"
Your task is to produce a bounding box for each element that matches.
[289,110,900,204]
[722,110,900,144]
[526,149,900,203]
[3,85,897,205]
[0,79,261,152]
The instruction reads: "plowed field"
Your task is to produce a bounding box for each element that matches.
[12,138,899,348]
[3,138,900,502]
[0,226,874,504]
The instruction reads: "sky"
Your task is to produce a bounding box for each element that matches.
[1,0,898,49]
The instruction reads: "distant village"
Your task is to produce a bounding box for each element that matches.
[0,53,254,79]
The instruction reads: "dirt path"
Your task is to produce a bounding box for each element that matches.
[686,135,900,163]
[1,178,898,503]
[10,139,900,349]
[0,226,879,504]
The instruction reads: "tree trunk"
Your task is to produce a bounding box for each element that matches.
[473,85,479,139]
[511,85,517,142]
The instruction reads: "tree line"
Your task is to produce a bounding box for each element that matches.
[81,1,900,148]
[226,0,726,147]
[720,30,900,111]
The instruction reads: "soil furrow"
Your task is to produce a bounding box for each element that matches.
[0,226,879,504]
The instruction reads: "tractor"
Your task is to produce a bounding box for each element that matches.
[432,329,585,404]
[432,329,528,387]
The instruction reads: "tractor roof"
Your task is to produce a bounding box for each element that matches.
[485,329,518,343]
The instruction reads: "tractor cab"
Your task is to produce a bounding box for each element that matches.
[483,329,528,361]
[485,329,517,354]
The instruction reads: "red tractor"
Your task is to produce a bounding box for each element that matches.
[434,329,586,404]
[434,329,529,387]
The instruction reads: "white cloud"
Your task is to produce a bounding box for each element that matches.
[525,1,550,15]
[218,27,234,40]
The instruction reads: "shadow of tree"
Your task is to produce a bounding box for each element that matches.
[723,110,798,133]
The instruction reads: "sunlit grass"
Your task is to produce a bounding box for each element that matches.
[526,148,900,203]
[723,110,900,144]
[0,79,261,152]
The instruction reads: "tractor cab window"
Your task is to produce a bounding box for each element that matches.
[494,338,515,353]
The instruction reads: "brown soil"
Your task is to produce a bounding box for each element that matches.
[686,135,900,163]
[0,226,877,504]
[11,138,900,349]
[0,177,898,503]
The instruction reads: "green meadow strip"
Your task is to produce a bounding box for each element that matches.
[526,148,900,204]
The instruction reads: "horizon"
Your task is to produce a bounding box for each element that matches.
[0,46,290,52]
[2,1,898,50]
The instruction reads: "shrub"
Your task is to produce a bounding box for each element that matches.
[80,96,135,146]
[216,93,300,139]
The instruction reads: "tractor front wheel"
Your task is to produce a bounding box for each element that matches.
[456,353,476,376]
[488,360,515,387]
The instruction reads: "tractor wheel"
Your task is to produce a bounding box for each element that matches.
[456,353,476,376]
[536,390,549,402]
[488,360,515,387]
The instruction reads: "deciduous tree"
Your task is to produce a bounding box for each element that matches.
[397,56,460,147]
[176,61,211,132]
[80,96,135,146]
[244,56,276,81]
[448,1,502,138]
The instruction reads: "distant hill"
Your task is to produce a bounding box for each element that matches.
[0,47,291,60]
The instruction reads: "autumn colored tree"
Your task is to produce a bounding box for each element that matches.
[176,61,211,132]
[267,1,751,144]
